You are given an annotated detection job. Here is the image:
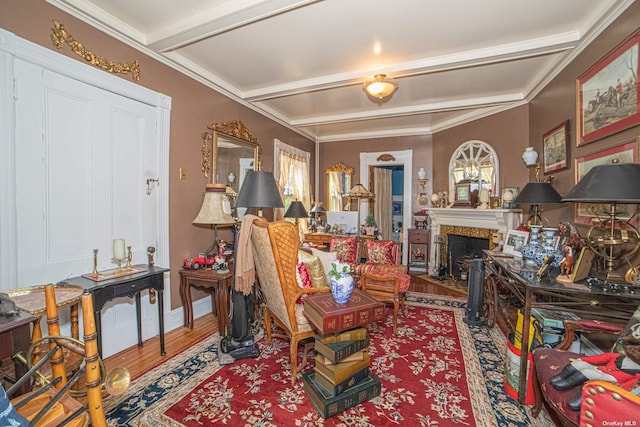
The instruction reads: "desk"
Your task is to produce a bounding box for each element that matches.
[483,250,640,404]
[179,268,232,337]
[59,265,169,356]
[0,312,36,396]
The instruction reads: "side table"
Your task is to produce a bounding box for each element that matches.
[0,311,37,396]
[179,268,233,337]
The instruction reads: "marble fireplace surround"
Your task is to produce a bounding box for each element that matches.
[426,208,522,275]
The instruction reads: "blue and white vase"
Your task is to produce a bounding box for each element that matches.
[330,273,355,304]
[535,228,563,268]
[521,225,542,264]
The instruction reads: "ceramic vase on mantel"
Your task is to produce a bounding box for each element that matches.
[521,225,542,264]
[522,147,539,166]
[330,273,355,304]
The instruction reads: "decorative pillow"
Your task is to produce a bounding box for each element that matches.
[310,248,338,283]
[330,237,357,264]
[366,240,396,264]
[299,250,330,288]
[296,257,312,289]
[0,384,29,427]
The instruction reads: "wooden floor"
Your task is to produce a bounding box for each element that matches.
[103,274,466,380]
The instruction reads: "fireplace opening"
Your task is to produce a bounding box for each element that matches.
[446,234,489,278]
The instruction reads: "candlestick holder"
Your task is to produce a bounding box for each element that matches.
[126,246,133,269]
[92,249,99,276]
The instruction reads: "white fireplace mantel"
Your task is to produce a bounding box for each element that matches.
[425,207,522,274]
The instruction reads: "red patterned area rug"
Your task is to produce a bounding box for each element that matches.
[104,292,554,426]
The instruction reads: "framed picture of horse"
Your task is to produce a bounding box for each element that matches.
[576,29,640,146]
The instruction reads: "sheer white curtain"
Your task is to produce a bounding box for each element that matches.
[374,168,393,240]
[275,140,311,228]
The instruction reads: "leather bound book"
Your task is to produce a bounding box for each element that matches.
[314,333,370,364]
[320,327,368,344]
[316,350,367,366]
[314,366,370,397]
[303,289,384,335]
[314,352,370,385]
[303,371,381,419]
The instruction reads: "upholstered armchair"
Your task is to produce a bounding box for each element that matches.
[330,237,410,293]
[250,218,330,385]
[532,307,640,426]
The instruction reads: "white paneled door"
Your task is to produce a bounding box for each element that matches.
[14,62,158,284]
[1,29,171,357]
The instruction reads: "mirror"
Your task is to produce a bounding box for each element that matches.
[326,162,353,211]
[201,119,260,194]
[448,140,499,205]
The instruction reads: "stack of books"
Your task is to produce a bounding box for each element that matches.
[531,307,581,351]
[302,291,383,418]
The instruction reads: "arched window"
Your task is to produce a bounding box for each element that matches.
[449,140,499,198]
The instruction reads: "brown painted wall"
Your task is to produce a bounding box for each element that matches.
[432,105,530,193]
[318,135,432,213]
[0,0,314,308]
[529,1,640,228]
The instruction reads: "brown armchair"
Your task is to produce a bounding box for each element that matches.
[359,272,405,335]
[532,308,640,426]
[250,218,330,385]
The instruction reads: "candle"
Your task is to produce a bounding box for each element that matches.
[113,238,126,260]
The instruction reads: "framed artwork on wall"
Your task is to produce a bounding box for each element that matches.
[574,139,639,224]
[576,30,640,146]
[542,120,569,174]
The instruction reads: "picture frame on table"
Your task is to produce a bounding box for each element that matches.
[543,120,569,174]
[576,30,640,146]
[574,139,639,224]
[504,230,529,257]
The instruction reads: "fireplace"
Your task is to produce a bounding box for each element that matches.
[426,208,521,276]
[443,227,491,278]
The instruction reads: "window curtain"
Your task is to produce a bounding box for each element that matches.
[374,167,393,240]
[275,140,311,230]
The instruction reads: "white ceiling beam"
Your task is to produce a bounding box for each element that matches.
[243,32,579,101]
[290,94,524,126]
[147,0,320,51]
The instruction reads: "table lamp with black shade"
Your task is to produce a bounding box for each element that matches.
[309,204,326,231]
[512,181,563,226]
[219,170,284,364]
[284,200,308,241]
[562,163,640,283]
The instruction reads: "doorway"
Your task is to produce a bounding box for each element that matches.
[359,150,413,264]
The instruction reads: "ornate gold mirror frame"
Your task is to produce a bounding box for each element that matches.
[326,162,353,211]
[201,120,260,190]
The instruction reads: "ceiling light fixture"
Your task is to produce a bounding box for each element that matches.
[363,74,398,103]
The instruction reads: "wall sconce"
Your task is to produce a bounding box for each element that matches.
[417,167,428,191]
[146,177,159,195]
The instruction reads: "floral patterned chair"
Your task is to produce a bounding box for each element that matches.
[329,237,410,294]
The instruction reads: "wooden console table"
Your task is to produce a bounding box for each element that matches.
[483,250,640,404]
[179,268,233,337]
[59,265,169,356]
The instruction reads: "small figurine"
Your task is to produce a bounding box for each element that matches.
[559,245,575,277]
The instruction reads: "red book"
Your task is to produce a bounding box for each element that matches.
[303,289,384,335]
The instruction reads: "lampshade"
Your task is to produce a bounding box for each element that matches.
[284,201,308,218]
[192,183,235,225]
[235,171,284,209]
[562,163,640,203]
[363,74,398,102]
[310,205,326,213]
[346,184,374,199]
[513,182,563,205]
